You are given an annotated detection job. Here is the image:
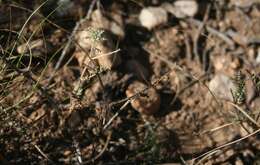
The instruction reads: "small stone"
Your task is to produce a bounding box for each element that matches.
[126,81,160,115]
[27,107,46,124]
[17,39,53,57]
[247,48,255,61]
[63,150,72,156]
[171,0,198,18]
[139,7,168,30]
[208,73,235,101]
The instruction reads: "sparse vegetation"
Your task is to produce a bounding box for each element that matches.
[0,0,260,164]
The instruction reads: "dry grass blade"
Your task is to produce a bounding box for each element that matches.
[92,49,121,60]
[199,122,236,135]
[9,0,50,59]
[104,71,170,129]
[103,100,131,130]
[145,47,222,108]
[20,2,64,71]
[83,131,112,164]
[0,45,63,115]
[34,144,55,164]
[194,150,221,165]
[228,102,260,128]
[188,18,235,48]
[194,128,260,161]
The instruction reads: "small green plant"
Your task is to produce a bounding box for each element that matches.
[87,27,105,43]
[72,27,108,99]
[230,70,260,129]
[231,70,246,105]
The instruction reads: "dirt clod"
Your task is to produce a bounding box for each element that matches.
[126,81,161,115]
[1,1,260,164]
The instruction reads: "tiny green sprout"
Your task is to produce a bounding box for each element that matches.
[231,70,246,105]
[251,73,260,92]
[87,27,105,43]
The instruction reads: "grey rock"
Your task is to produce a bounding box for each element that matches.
[208,74,235,101]
[164,0,198,18]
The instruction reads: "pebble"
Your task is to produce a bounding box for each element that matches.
[163,0,198,18]
[208,73,235,101]
[27,107,46,124]
[17,39,53,57]
[174,0,198,18]
[139,7,168,30]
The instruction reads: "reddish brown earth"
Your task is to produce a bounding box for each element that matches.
[0,0,260,164]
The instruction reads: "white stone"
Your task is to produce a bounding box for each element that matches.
[173,0,198,18]
[139,7,168,30]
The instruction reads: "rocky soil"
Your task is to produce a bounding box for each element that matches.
[0,0,260,164]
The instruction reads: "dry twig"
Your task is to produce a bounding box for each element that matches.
[194,128,260,161]
[193,5,211,63]
[83,131,112,164]
[34,144,55,164]
[188,18,235,48]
